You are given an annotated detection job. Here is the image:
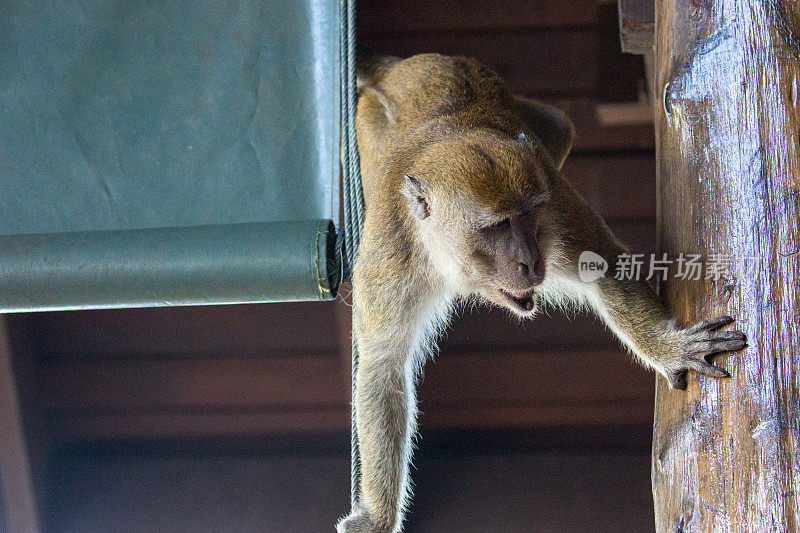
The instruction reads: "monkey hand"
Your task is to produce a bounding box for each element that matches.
[336,504,383,533]
[663,315,747,390]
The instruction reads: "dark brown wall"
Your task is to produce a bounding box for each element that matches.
[44,428,654,533]
[10,1,658,531]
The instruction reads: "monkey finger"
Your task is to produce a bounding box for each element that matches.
[687,315,735,333]
[687,360,730,379]
[711,330,747,341]
[706,338,748,355]
[687,330,746,345]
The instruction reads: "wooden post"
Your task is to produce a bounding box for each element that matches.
[653,1,800,531]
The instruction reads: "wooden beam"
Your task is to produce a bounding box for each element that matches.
[653,1,800,530]
[617,0,655,55]
[357,0,599,35]
[40,348,653,441]
[0,319,40,533]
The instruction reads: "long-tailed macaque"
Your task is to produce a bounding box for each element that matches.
[336,53,746,533]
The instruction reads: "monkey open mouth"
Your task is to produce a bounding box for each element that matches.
[499,289,536,312]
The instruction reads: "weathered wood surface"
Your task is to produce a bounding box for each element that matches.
[653,1,800,531]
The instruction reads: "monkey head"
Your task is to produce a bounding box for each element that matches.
[401,129,558,317]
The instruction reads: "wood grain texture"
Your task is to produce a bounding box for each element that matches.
[653,1,800,531]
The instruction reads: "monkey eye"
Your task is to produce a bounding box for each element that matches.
[491,217,511,229]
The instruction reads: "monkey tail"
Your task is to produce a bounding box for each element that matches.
[356,49,400,92]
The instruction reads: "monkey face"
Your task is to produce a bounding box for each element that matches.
[469,203,550,316]
[402,133,554,316]
[413,189,553,318]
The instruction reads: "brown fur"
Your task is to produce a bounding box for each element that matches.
[336,54,745,533]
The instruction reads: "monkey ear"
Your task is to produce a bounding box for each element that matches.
[513,96,574,170]
[401,174,430,220]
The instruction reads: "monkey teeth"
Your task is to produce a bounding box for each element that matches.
[499,289,536,312]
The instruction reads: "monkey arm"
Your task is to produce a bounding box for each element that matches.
[336,336,416,533]
[546,178,746,390]
[337,225,452,533]
[591,276,745,390]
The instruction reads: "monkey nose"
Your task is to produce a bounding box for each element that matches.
[518,259,545,285]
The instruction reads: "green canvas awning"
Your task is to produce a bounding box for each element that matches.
[0,0,345,311]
